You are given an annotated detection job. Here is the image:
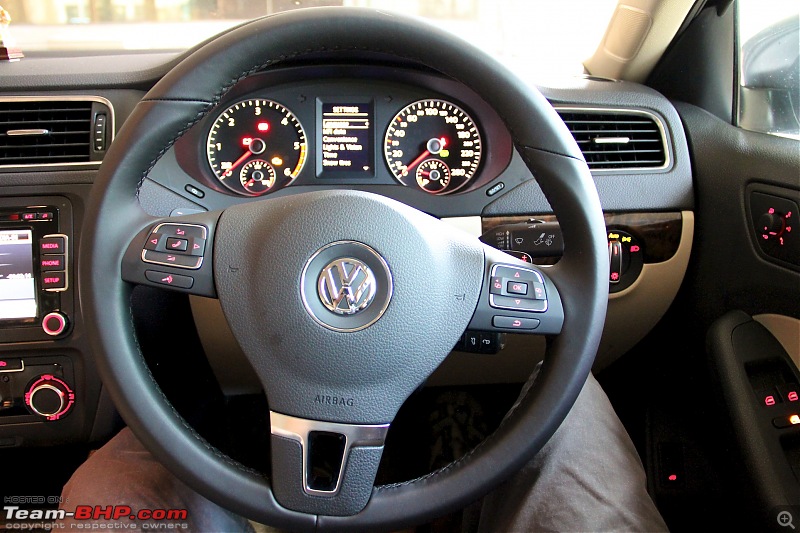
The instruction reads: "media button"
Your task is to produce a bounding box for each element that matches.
[40,237,65,254]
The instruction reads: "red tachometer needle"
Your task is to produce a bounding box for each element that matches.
[405,150,430,173]
[223,150,253,178]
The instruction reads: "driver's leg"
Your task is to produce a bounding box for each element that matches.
[478,369,668,532]
[59,426,256,532]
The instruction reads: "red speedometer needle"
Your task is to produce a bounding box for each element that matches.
[405,150,430,173]
[223,150,252,178]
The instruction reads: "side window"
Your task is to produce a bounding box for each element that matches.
[736,0,799,139]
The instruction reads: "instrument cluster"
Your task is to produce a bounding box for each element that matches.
[181,67,512,199]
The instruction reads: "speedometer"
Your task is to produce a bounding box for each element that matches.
[206,99,307,196]
[384,99,482,195]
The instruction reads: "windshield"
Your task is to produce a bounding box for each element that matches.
[3,0,616,80]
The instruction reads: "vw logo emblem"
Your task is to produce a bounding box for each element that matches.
[301,241,393,332]
[318,258,377,315]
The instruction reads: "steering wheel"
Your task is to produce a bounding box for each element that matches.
[81,7,608,531]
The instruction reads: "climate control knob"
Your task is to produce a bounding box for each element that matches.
[25,375,74,421]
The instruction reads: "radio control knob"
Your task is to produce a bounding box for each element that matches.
[25,375,75,420]
[42,311,68,337]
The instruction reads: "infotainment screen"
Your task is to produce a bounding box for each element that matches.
[0,229,37,320]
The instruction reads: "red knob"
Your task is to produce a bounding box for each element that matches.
[42,312,68,336]
[25,375,75,421]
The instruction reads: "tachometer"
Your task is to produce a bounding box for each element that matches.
[384,99,481,194]
[206,99,307,196]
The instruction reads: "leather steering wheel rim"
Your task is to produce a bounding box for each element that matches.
[81,7,608,531]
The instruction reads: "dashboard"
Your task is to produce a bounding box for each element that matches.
[0,53,694,446]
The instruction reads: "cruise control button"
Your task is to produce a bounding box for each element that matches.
[145,270,194,289]
[478,332,501,353]
[492,316,540,330]
[464,331,480,351]
[40,237,65,254]
[165,237,189,252]
[490,294,547,312]
[507,281,528,295]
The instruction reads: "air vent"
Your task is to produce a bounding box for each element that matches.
[0,97,112,167]
[556,108,668,171]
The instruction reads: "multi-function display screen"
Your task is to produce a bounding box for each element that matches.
[319,102,373,175]
[0,229,37,320]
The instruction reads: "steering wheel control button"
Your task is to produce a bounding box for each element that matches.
[141,223,208,270]
[165,237,189,252]
[532,282,546,300]
[506,281,528,295]
[301,241,393,332]
[492,316,540,330]
[490,277,504,295]
[145,270,194,289]
[454,330,506,354]
[40,255,64,271]
[488,264,548,313]
[42,312,69,336]
[24,374,74,421]
[143,250,202,269]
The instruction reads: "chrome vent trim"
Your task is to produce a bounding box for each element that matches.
[0,96,114,169]
[554,106,670,172]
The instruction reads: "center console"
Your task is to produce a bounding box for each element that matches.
[0,194,108,446]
